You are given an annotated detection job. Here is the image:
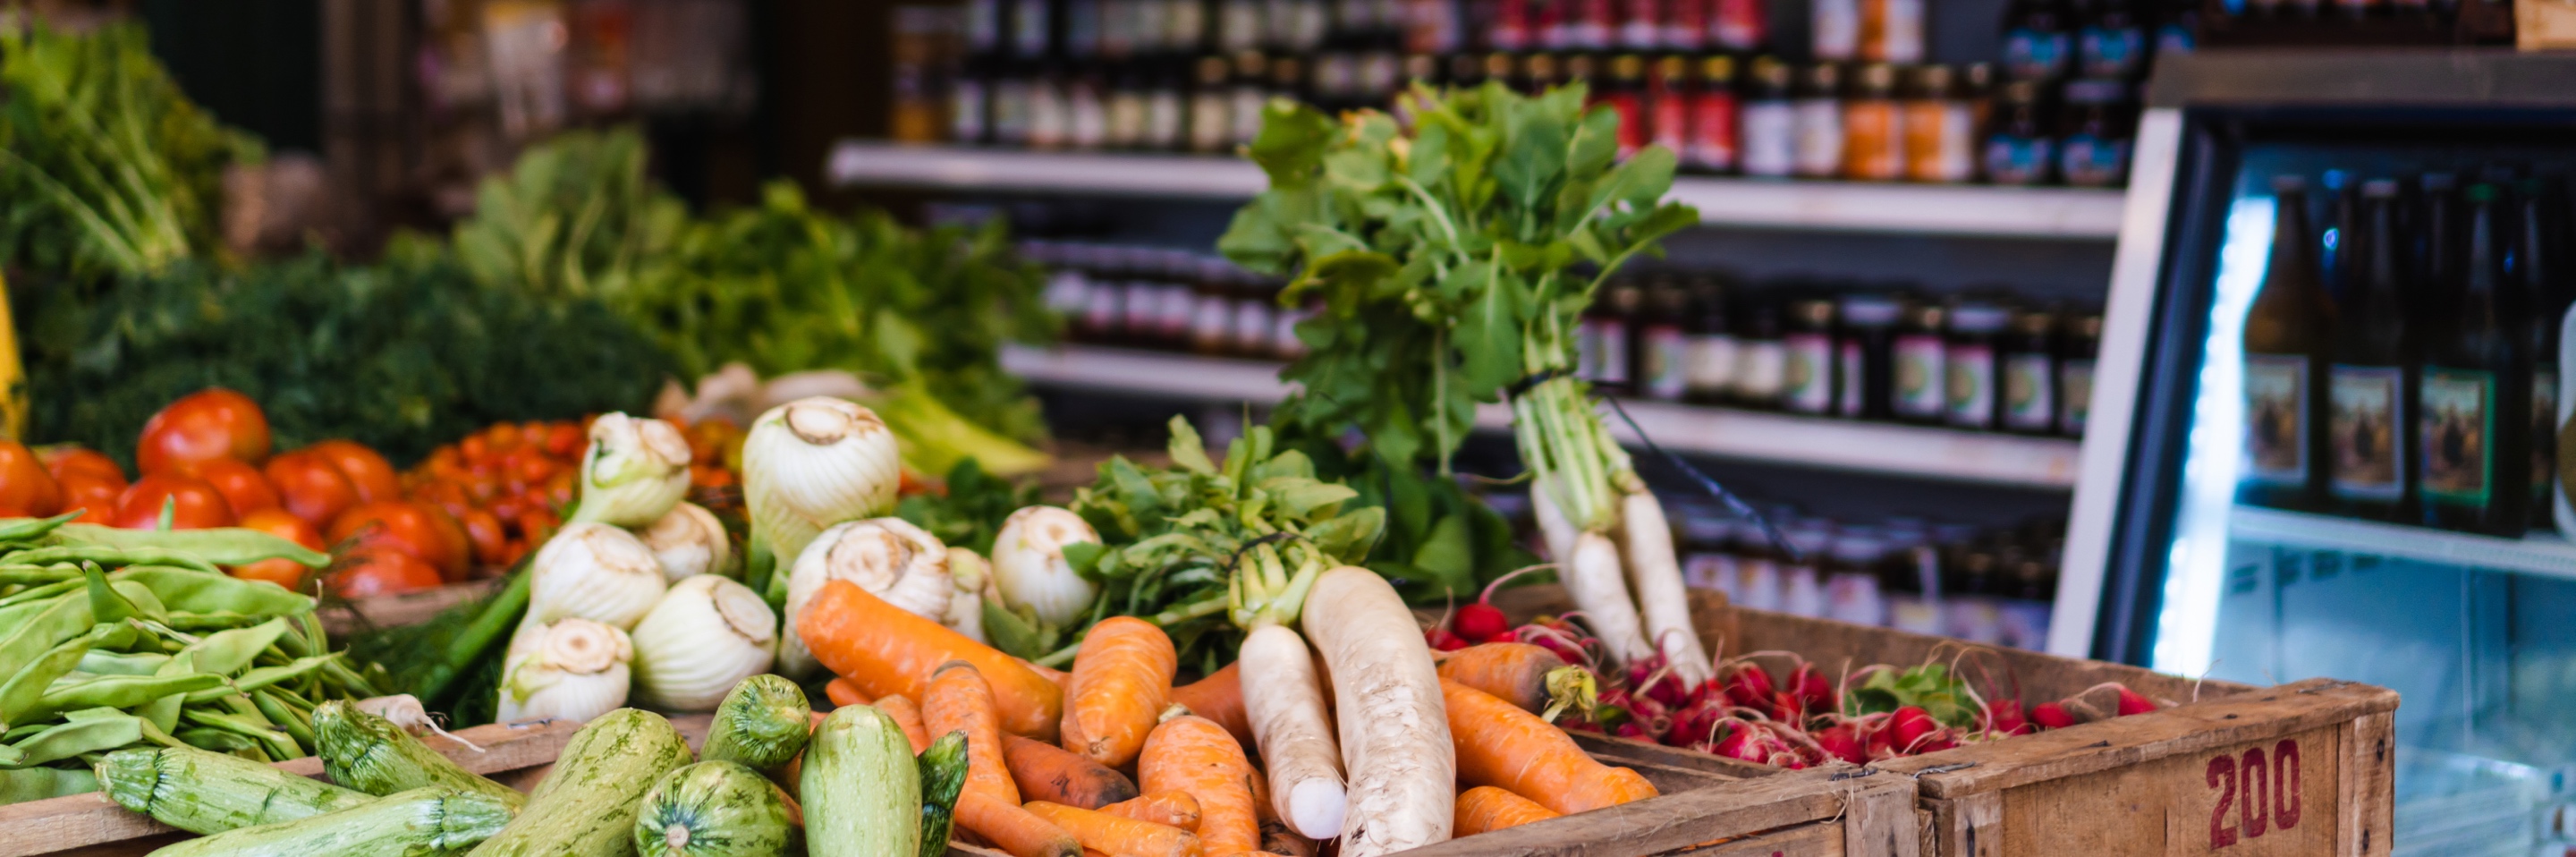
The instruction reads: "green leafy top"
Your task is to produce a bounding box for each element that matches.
[450,127,686,301]
[1845,663,1980,728]
[1218,84,1697,472]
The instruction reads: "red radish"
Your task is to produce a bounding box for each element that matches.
[2030,700,2078,730]
[1982,700,2032,736]
[1887,707,1939,753]
[2108,683,2158,716]
[1785,661,1834,714]
[1667,698,1728,749]
[1454,603,1510,641]
[1811,725,1866,764]
[1426,626,1471,651]
[1720,663,1775,709]
[1624,656,1690,709]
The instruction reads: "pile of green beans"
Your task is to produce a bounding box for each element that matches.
[0,513,380,805]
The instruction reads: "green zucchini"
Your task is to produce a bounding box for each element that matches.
[915,730,970,857]
[631,761,797,857]
[466,709,693,857]
[96,745,372,835]
[697,675,809,774]
[313,700,523,809]
[146,786,516,857]
[801,705,919,857]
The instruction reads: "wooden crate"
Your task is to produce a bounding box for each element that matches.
[1481,585,2398,857]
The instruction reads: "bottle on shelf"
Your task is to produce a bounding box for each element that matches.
[1892,299,1950,424]
[1835,293,1903,420]
[1228,50,1270,148]
[1902,64,1977,183]
[2002,0,2074,81]
[1739,55,1798,178]
[1684,276,1741,404]
[957,0,1004,144]
[2000,304,2061,435]
[1783,295,1841,415]
[2074,0,2147,80]
[1603,54,1651,159]
[2418,182,2529,535]
[1814,0,1861,60]
[2056,79,2133,188]
[1792,62,1846,180]
[2059,307,2101,437]
[1823,527,1888,626]
[1188,54,1233,152]
[2240,175,2334,513]
[1860,0,1926,63]
[1591,282,1642,393]
[1981,80,2055,186]
[1685,55,1741,174]
[2328,178,2416,522]
[2516,177,2567,532]
[1945,299,2011,430]
[1712,0,1769,51]
[1733,291,1791,408]
[1640,278,1693,402]
[1189,256,1239,356]
[1648,55,1694,160]
[1841,63,1904,182]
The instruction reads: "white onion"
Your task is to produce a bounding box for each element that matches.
[529,522,670,630]
[568,412,694,528]
[742,397,902,578]
[498,616,632,724]
[944,547,991,643]
[641,502,733,581]
[778,517,950,677]
[631,574,777,711]
[989,505,1101,627]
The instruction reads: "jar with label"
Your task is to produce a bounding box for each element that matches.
[1783,296,1839,415]
[1190,258,1240,355]
[1231,273,1278,356]
[1891,301,1948,423]
[1732,293,1789,407]
[1901,64,1976,182]
[1860,0,1924,62]
[1713,0,1768,50]
[1640,280,1692,401]
[1683,55,1739,173]
[1683,277,1740,403]
[1778,522,1835,617]
[1945,301,2011,429]
[2001,0,2072,81]
[1739,56,1796,178]
[1080,245,1128,342]
[1840,63,1903,181]
[1792,63,1845,179]
[1980,80,2055,186]
[1603,55,1651,158]
[1649,55,1694,163]
[2059,309,2100,437]
[2001,306,2061,434]
[2056,79,2133,189]
[1812,0,1860,59]
[1823,529,1887,626]
[2075,0,2145,79]
[1836,293,1902,420]
[1229,51,1270,148]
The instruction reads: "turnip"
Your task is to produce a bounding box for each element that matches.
[1532,484,1654,666]
[1301,566,1453,857]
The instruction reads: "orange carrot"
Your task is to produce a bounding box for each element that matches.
[1140,714,1259,856]
[1453,786,1561,836]
[800,580,1064,739]
[1167,662,1253,751]
[1102,791,1201,832]
[826,676,870,708]
[875,694,931,753]
[1026,801,1204,857]
[1435,642,1568,714]
[1021,657,1072,689]
[1006,734,1140,810]
[1442,679,1657,816]
[927,662,1020,805]
[1065,617,1178,768]
[959,791,1082,857]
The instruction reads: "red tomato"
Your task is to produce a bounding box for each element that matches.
[459,435,489,462]
[113,473,236,529]
[266,451,360,530]
[328,501,470,581]
[544,422,585,458]
[57,472,123,522]
[0,440,64,517]
[230,508,326,590]
[137,388,272,473]
[411,480,473,521]
[38,445,125,487]
[175,458,280,517]
[329,548,445,598]
[515,506,561,547]
[513,451,558,485]
[485,423,522,452]
[304,440,400,503]
[457,508,508,566]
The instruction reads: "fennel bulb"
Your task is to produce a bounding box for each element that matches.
[631,574,778,711]
[741,397,902,590]
[945,547,992,643]
[777,516,950,677]
[568,412,694,527]
[990,505,1101,627]
[642,502,733,581]
[498,616,633,724]
[530,522,670,630]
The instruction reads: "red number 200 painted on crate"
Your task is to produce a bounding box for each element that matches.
[2206,739,2304,848]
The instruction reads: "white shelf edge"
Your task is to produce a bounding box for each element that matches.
[1003,344,2083,488]
[828,141,2128,240]
[2227,506,2576,581]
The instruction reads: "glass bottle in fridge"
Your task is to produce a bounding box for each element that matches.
[1860,0,1924,63]
[1835,292,1902,420]
[1783,295,1840,415]
[1778,522,1835,617]
[1945,299,2011,430]
[2515,177,2567,532]
[1711,0,1767,51]
[1603,54,1651,159]
[1739,55,1797,178]
[1228,50,1269,148]
[2239,175,2334,513]
[1684,276,1741,404]
[1891,300,1948,424]
[1231,268,1278,357]
[1685,55,1740,174]
[2326,179,2414,522]
[1813,0,1860,60]
[1189,55,1233,153]
[1648,55,1692,165]
[1792,63,1846,180]
[1640,278,1692,402]
[2418,182,2529,536]
[2074,0,2146,80]
[1190,256,1238,356]
[2001,304,2061,435]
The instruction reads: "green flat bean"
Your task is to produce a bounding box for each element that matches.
[48,524,328,567]
[179,618,291,678]
[24,673,225,722]
[0,598,91,679]
[0,566,79,587]
[112,569,313,618]
[185,655,335,703]
[135,691,182,734]
[1,546,218,575]
[0,513,80,544]
[182,708,301,761]
[172,726,267,759]
[318,659,383,699]
[7,714,144,766]
[160,612,274,632]
[250,690,315,755]
[84,564,154,624]
[0,765,97,804]
[77,650,170,676]
[2,723,45,742]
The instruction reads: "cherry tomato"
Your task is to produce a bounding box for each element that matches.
[410,480,473,521]
[38,445,125,487]
[137,388,272,473]
[543,470,576,505]
[230,508,326,590]
[515,506,561,547]
[305,440,401,503]
[459,435,489,462]
[175,458,280,517]
[57,472,123,522]
[329,548,445,598]
[485,423,522,452]
[113,473,236,529]
[487,495,527,528]
[544,422,585,458]
[515,453,558,485]
[457,507,509,566]
[328,501,470,581]
[265,451,360,530]
[0,440,64,517]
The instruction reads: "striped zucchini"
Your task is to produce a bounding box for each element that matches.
[96,746,372,835]
[915,730,969,857]
[466,709,693,857]
[697,675,809,774]
[801,705,920,857]
[145,786,515,857]
[313,700,523,810]
[631,761,797,857]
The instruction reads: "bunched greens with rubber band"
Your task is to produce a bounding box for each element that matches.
[1217,84,1717,684]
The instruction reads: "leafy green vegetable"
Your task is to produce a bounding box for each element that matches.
[449,127,685,301]
[1844,664,1979,728]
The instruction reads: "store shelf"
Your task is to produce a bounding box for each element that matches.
[2228,506,2576,581]
[1002,344,2084,488]
[827,141,2130,239]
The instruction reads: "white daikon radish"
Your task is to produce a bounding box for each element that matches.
[1618,485,1711,685]
[1301,566,1453,857]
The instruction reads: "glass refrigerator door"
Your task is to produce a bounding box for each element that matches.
[2058,51,2576,856]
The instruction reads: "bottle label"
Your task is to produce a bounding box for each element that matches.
[1167,0,1206,49]
[2536,364,2557,504]
[1597,320,1631,385]
[1029,81,1070,149]
[1106,90,1148,148]
[1014,0,1052,56]
[2060,133,2131,189]
[992,80,1034,145]
[1712,0,1767,50]
[1983,135,2055,185]
[2242,354,2310,487]
[1683,551,1737,594]
[2328,365,2405,501]
[1644,326,1689,401]
[1230,87,1267,147]
[1273,304,1312,359]
[1733,557,1783,611]
[1893,334,1946,418]
[1863,0,1924,63]
[1735,339,1788,401]
[951,79,988,143]
[1685,333,1741,396]
[1603,92,1648,158]
[1652,87,1691,155]
[2155,21,2196,55]
[1123,280,1162,335]
[1792,98,1845,178]
[1045,269,1091,318]
[1663,0,1706,49]
[2002,29,2069,80]
[2059,357,2095,435]
[1191,292,1234,350]
[2079,25,2144,78]
[1902,101,1972,182]
[1841,101,1902,180]
[1811,0,1860,59]
[1221,0,1263,51]
[2004,352,2055,430]
[1491,0,1532,50]
[1232,295,1275,353]
[1160,284,1197,338]
[1576,318,1604,381]
[1782,563,1825,617]
[1946,343,1995,427]
[1839,339,1870,417]
[1620,0,1663,48]
[2419,368,2495,505]
[1068,84,1108,149]
[1146,88,1184,149]
[1784,333,1835,412]
[1741,101,1797,177]
[1687,92,1740,171]
[1189,93,1231,152]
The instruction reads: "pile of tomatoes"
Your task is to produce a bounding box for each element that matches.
[399,414,742,573]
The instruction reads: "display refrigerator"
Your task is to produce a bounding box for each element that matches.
[2056,50,2576,856]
